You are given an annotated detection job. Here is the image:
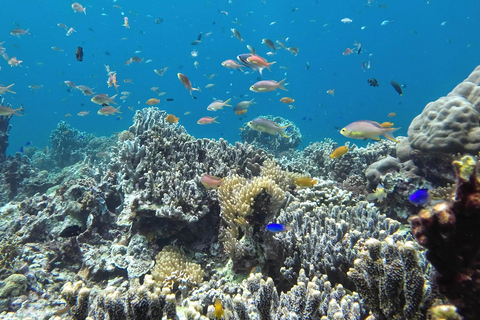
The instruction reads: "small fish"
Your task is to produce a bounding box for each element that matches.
[51,46,63,52]
[287,47,299,56]
[8,57,22,67]
[276,40,287,49]
[380,122,394,128]
[207,99,231,111]
[0,84,16,94]
[340,120,400,142]
[0,105,23,116]
[72,2,86,14]
[213,299,224,319]
[154,67,168,76]
[123,17,130,28]
[91,93,118,105]
[250,79,287,92]
[59,225,82,237]
[247,118,291,137]
[326,89,335,97]
[57,23,68,30]
[64,81,76,88]
[231,28,244,41]
[178,73,200,95]
[29,84,43,90]
[146,98,160,105]
[201,174,224,188]
[266,223,290,232]
[330,146,348,159]
[165,114,179,123]
[97,105,121,116]
[280,97,294,104]
[75,46,83,61]
[155,18,163,24]
[76,85,95,96]
[197,116,219,125]
[341,18,353,23]
[66,27,76,36]
[409,189,429,205]
[247,45,256,54]
[261,39,277,53]
[233,99,255,115]
[354,41,362,54]
[10,28,31,36]
[294,177,317,187]
[77,111,90,116]
[246,54,276,74]
[366,184,387,203]
[387,112,396,118]
[368,78,379,87]
[65,113,72,117]
[381,20,393,26]
[125,56,143,65]
[391,81,403,95]
[343,48,354,55]
[221,59,244,71]
[166,98,174,102]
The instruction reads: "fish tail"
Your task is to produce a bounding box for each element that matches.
[224,98,232,106]
[116,106,122,113]
[213,116,220,123]
[279,124,291,138]
[193,87,201,92]
[83,8,87,14]
[267,61,276,70]
[6,84,15,94]
[278,78,288,91]
[12,107,23,117]
[382,127,401,142]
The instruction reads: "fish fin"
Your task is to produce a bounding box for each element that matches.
[279,124,291,129]
[382,127,401,142]
[213,116,219,123]
[280,131,290,138]
[258,67,264,76]
[193,87,201,92]
[267,61,276,70]
[224,98,232,106]
[278,78,288,91]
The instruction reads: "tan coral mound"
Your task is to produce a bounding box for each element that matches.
[408,65,480,153]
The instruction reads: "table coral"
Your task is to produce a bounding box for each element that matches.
[409,155,480,319]
[408,65,480,154]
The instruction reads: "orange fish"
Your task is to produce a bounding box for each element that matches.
[107,72,119,91]
[201,174,224,188]
[280,97,294,104]
[165,114,179,123]
[97,106,121,116]
[234,109,247,115]
[294,177,317,187]
[197,116,219,125]
[146,98,160,105]
[246,54,276,72]
[330,146,348,159]
[178,73,200,95]
[380,122,394,128]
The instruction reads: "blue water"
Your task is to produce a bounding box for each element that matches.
[1,0,479,155]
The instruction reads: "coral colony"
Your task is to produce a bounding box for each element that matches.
[1,66,480,319]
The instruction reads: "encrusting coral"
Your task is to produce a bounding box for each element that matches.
[409,155,480,319]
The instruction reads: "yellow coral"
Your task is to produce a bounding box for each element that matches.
[453,155,476,182]
[151,246,204,290]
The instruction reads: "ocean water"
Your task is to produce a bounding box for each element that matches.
[1,0,479,154]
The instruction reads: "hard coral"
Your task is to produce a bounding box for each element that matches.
[409,155,480,319]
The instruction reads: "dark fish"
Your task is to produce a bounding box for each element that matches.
[391,81,403,95]
[75,46,83,61]
[305,62,310,70]
[191,40,201,45]
[166,98,174,101]
[59,225,82,237]
[368,78,379,87]
[155,18,163,24]
[18,147,24,153]
[197,32,202,41]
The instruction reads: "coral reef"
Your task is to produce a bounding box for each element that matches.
[347,237,436,320]
[409,155,480,319]
[0,112,11,161]
[240,115,302,155]
[408,65,480,154]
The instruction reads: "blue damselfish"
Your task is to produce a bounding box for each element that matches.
[409,189,429,205]
[266,223,289,232]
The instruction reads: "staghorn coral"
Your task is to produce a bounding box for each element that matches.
[409,155,480,319]
[408,65,480,154]
[347,237,435,320]
[240,115,302,155]
[151,245,204,294]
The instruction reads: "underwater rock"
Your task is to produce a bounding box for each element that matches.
[365,156,401,190]
[240,115,302,155]
[408,65,480,154]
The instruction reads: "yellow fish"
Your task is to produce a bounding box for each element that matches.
[213,299,224,319]
[165,114,179,124]
[380,122,394,128]
[294,177,317,187]
[330,146,348,159]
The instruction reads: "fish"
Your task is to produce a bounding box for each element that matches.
[231,28,244,41]
[247,118,291,137]
[287,47,299,56]
[366,184,387,203]
[391,81,403,95]
[65,114,72,117]
[59,225,82,237]
[64,81,76,88]
[207,99,231,111]
[341,18,353,23]
[201,174,224,188]
[294,177,317,187]
[381,20,393,26]
[123,17,130,28]
[276,40,287,49]
[246,54,276,74]
[10,28,31,36]
[326,89,335,97]
[250,79,287,92]
[77,111,90,116]
[409,189,429,205]
[261,39,277,53]
[266,223,290,232]
[51,46,63,52]
[165,114,179,123]
[72,3,86,14]
[66,27,76,36]
[340,120,400,142]
[91,94,118,105]
[97,105,121,116]
[330,146,348,159]
[380,122,394,128]
[146,98,160,105]
[57,23,68,30]
[76,85,95,96]
[197,116,219,125]
[178,73,200,95]
[387,112,396,118]
[154,67,168,76]
[221,59,244,71]
[213,299,224,319]
[0,84,15,94]
[75,46,83,61]
[280,97,294,104]
[8,57,22,67]
[247,45,256,54]
[233,99,255,114]
[354,41,362,54]
[343,48,354,55]
[368,78,379,87]
[29,84,43,90]
[0,105,23,116]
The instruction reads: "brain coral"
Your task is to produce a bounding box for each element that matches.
[408,65,480,153]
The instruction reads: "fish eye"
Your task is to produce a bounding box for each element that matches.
[340,128,346,133]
